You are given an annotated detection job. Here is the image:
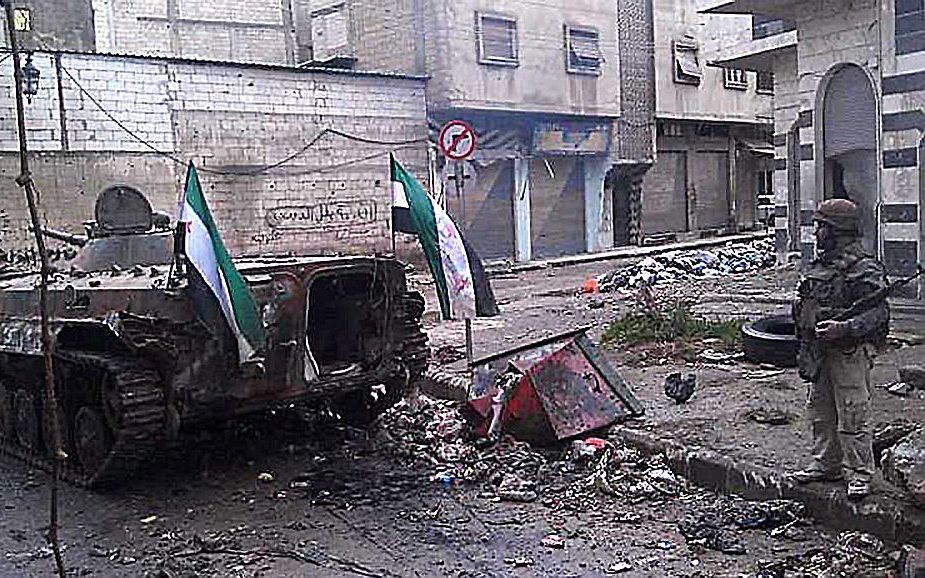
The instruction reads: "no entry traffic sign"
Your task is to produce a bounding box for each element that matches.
[438,120,477,160]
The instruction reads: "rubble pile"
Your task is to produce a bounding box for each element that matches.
[598,239,775,292]
[757,531,899,577]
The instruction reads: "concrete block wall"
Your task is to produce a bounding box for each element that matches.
[0,52,428,257]
[94,0,293,65]
[349,0,424,74]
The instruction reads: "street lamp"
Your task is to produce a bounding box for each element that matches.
[21,52,39,103]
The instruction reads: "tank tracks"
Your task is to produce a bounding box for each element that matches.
[0,351,166,488]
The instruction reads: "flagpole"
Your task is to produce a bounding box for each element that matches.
[454,160,476,396]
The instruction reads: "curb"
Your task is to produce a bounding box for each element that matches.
[612,424,925,545]
[486,231,771,275]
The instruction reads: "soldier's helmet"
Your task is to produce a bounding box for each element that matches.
[813,198,860,235]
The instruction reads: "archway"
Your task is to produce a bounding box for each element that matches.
[818,64,879,253]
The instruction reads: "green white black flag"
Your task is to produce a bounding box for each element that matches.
[179,163,266,363]
[390,155,499,320]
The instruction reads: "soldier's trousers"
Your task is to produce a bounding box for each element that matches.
[808,344,875,482]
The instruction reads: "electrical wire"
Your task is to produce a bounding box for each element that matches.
[58,64,427,177]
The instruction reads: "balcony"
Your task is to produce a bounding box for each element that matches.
[752,15,795,40]
[707,29,796,72]
[698,0,802,19]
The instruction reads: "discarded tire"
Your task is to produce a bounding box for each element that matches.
[741,315,798,367]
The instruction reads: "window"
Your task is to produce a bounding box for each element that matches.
[724,68,748,90]
[311,3,352,63]
[565,26,602,75]
[673,38,701,85]
[477,12,518,65]
[13,7,31,32]
[757,70,774,94]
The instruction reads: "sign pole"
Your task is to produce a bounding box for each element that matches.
[439,121,478,395]
[454,161,474,388]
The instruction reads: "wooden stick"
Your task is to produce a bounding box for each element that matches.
[1,5,66,576]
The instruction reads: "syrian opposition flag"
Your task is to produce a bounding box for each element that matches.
[179,163,266,363]
[391,154,499,320]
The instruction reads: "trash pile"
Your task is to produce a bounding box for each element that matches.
[679,498,807,555]
[757,531,899,577]
[597,239,775,292]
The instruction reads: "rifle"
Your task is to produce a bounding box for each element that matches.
[832,264,924,322]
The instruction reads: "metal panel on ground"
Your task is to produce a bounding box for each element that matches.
[529,157,586,259]
[641,150,688,234]
[445,160,515,261]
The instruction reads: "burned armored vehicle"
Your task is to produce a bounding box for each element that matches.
[0,186,427,486]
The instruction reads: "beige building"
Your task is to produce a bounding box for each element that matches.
[641,0,775,241]
[702,0,924,299]
[310,0,657,262]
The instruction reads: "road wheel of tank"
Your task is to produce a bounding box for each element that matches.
[13,390,40,451]
[73,406,113,476]
[0,381,13,441]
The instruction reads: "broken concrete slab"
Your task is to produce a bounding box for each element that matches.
[899,366,925,390]
[882,428,925,508]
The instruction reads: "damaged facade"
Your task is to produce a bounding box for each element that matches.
[312,0,773,260]
[0,7,429,256]
[3,0,771,263]
[703,0,925,299]
[643,0,774,242]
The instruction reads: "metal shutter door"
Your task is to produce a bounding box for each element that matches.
[641,151,688,234]
[530,158,586,259]
[692,151,729,229]
[445,160,515,261]
[823,66,877,158]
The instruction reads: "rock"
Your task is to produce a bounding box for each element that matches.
[899,366,925,390]
[606,562,633,574]
[541,534,566,549]
[900,546,925,578]
[497,473,538,503]
[504,556,534,568]
[881,428,925,507]
[257,472,275,483]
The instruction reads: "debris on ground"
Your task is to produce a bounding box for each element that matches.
[758,531,898,577]
[597,239,775,292]
[465,328,642,445]
[680,498,806,556]
[745,407,796,426]
[899,366,925,390]
[873,420,919,465]
[664,372,696,404]
[497,473,539,503]
[540,534,566,549]
[881,427,925,508]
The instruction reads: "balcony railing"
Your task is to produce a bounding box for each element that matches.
[752,15,795,40]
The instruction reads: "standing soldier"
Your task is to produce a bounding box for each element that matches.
[792,198,890,500]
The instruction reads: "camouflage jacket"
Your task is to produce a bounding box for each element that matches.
[792,241,890,381]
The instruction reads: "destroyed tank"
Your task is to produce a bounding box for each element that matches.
[0,185,428,487]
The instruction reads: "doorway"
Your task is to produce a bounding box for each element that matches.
[819,64,879,253]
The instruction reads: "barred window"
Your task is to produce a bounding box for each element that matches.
[566,26,602,75]
[757,71,774,94]
[477,12,518,65]
[724,68,748,90]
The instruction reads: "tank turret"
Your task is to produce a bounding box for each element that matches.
[62,185,174,272]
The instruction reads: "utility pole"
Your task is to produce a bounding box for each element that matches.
[1,3,67,576]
